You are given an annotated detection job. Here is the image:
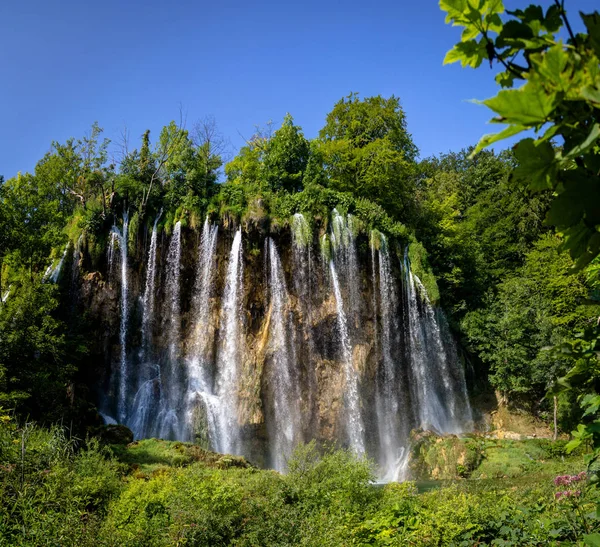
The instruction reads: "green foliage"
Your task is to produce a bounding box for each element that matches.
[0,417,123,546]
[262,114,310,193]
[407,240,440,304]
[441,0,600,270]
[462,234,599,402]
[413,148,551,317]
[0,279,72,416]
[409,433,484,480]
[1,431,599,546]
[1,172,67,276]
[318,93,418,220]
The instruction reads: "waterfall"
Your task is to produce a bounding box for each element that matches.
[291,213,316,436]
[129,214,161,439]
[165,222,182,363]
[141,214,161,353]
[403,248,472,434]
[44,243,69,284]
[1,286,11,303]
[71,235,83,280]
[97,209,475,480]
[373,234,408,481]
[265,237,301,470]
[330,210,360,326]
[186,218,219,444]
[214,228,244,454]
[329,260,365,455]
[107,232,118,285]
[156,221,183,439]
[111,212,129,424]
[329,210,364,454]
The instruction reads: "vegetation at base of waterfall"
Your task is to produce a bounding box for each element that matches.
[440,0,600,535]
[2,411,599,546]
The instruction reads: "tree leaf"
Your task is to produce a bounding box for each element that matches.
[530,42,570,91]
[444,40,487,67]
[563,124,600,161]
[471,124,527,156]
[483,83,556,125]
[560,220,594,261]
[495,70,518,88]
[581,12,600,59]
[546,191,585,228]
[512,138,557,191]
[439,0,468,24]
[581,86,600,105]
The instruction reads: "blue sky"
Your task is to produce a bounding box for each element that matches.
[0,0,596,179]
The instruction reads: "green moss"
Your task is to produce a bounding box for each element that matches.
[410,432,484,479]
[407,239,440,304]
[127,211,140,255]
[209,181,408,245]
[109,438,251,477]
[320,234,332,262]
[290,213,313,247]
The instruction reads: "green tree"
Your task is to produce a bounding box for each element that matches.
[463,234,598,403]
[1,173,66,277]
[262,114,310,193]
[414,148,550,316]
[318,93,418,219]
[0,279,72,416]
[441,0,600,269]
[34,122,112,216]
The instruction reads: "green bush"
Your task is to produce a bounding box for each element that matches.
[0,418,123,546]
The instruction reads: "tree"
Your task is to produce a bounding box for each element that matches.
[192,115,230,183]
[1,173,66,277]
[441,0,600,269]
[318,93,418,219]
[462,234,598,404]
[413,148,550,316]
[0,279,71,417]
[441,3,600,500]
[262,114,310,193]
[34,122,112,216]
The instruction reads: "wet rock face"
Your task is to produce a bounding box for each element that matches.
[81,214,472,479]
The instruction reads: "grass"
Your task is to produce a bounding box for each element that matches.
[471,439,582,480]
[108,438,252,477]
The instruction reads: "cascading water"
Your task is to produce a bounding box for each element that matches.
[291,213,317,435]
[403,248,472,434]
[329,211,365,454]
[372,233,409,481]
[129,214,161,439]
[214,228,244,454]
[112,212,129,423]
[1,286,11,303]
[97,211,475,480]
[107,232,119,285]
[265,237,301,470]
[329,259,365,455]
[44,243,69,284]
[156,221,183,439]
[141,214,161,353]
[185,218,219,445]
[331,210,361,326]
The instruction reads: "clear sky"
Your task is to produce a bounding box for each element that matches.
[0,0,596,179]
